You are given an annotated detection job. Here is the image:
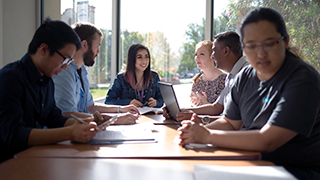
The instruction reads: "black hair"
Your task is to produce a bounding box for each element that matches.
[240,8,288,41]
[214,31,243,58]
[28,18,81,55]
[240,8,299,58]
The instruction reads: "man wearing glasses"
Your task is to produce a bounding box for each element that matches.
[53,22,139,124]
[0,19,108,163]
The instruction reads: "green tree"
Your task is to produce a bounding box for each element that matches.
[144,31,170,80]
[120,30,144,71]
[178,18,206,75]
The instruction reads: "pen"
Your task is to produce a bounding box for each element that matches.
[184,143,214,150]
[71,114,90,125]
[143,100,150,106]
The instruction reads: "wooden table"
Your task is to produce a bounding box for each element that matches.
[0,158,274,180]
[15,115,261,160]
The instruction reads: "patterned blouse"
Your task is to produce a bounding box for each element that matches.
[191,73,227,103]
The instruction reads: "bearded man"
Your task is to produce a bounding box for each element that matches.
[53,22,139,124]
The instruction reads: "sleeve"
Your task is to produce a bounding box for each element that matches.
[267,76,320,137]
[46,105,68,128]
[52,67,78,113]
[153,72,164,108]
[210,74,226,103]
[45,80,68,128]
[83,70,94,107]
[216,88,227,106]
[0,72,32,154]
[105,74,132,105]
[223,73,242,121]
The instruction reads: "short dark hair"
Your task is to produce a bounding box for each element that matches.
[72,22,102,47]
[214,31,243,58]
[28,18,81,55]
[240,8,288,42]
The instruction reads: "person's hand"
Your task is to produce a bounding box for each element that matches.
[113,112,138,125]
[162,106,171,119]
[190,91,201,106]
[145,97,157,107]
[70,118,98,143]
[190,113,202,124]
[177,119,210,146]
[190,91,208,106]
[198,92,209,104]
[176,111,194,122]
[93,111,113,130]
[129,99,143,107]
[120,104,140,114]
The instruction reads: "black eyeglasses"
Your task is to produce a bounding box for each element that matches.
[52,48,74,65]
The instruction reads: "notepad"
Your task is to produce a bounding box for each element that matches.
[194,165,297,180]
[90,123,156,144]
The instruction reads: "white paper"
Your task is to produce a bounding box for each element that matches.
[92,123,155,142]
[137,107,163,115]
[194,165,297,180]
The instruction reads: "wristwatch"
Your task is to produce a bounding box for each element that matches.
[201,116,210,125]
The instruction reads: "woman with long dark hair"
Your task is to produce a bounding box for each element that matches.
[105,44,163,108]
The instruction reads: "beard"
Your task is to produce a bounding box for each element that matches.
[83,47,96,67]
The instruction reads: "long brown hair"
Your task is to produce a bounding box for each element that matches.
[124,44,153,88]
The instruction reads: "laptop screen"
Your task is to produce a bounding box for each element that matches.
[158,82,180,121]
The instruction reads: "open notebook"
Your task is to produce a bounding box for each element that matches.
[137,107,163,115]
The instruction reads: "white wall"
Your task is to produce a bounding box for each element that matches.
[1,0,36,68]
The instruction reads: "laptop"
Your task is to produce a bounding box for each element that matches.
[158,82,181,121]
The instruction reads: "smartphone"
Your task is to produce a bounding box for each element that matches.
[97,115,118,128]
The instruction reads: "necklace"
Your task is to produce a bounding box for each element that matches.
[136,77,143,90]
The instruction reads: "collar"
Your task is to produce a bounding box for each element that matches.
[70,61,87,72]
[229,56,249,76]
[21,53,50,84]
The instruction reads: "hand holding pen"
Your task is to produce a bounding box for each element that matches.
[70,114,98,143]
[71,114,98,130]
[144,97,157,107]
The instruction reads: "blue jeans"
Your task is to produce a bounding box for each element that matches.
[285,167,320,180]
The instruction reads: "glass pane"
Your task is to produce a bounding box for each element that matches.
[61,0,112,100]
[120,0,206,85]
[213,0,320,71]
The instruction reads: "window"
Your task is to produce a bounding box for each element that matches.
[120,0,206,85]
[61,0,112,89]
[59,0,320,100]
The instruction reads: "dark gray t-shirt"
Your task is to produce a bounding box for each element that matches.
[224,54,320,171]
